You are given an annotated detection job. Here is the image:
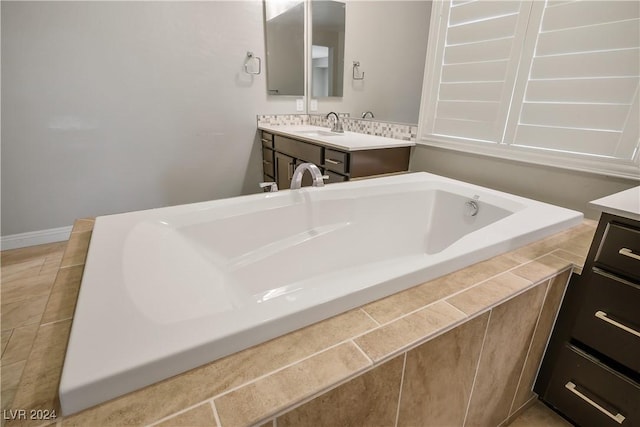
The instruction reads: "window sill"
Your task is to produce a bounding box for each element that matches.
[416,135,640,181]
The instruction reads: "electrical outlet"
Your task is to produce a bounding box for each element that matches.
[310,99,318,111]
[296,98,304,111]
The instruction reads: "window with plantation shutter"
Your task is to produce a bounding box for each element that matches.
[419,0,640,179]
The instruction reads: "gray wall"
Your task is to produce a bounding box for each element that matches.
[317,1,431,123]
[410,145,638,220]
[1,1,297,236]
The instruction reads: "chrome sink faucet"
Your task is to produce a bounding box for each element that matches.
[290,163,328,189]
[326,112,344,133]
[362,111,375,119]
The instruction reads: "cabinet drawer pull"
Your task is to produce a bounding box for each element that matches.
[619,247,640,261]
[565,381,626,424]
[261,138,272,145]
[325,158,342,165]
[595,310,640,338]
[262,160,272,165]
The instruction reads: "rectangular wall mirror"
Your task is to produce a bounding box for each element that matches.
[264,0,305,96]
[311,0,345,98]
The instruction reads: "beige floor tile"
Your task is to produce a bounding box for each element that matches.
[363,254,520,324]
[215,342,371,427]
[38,252,65,277]
[1,259,45,285]
[509,400,571,427]
[1,330,12,357]
[1,324,39,366]
[1,296,48,330]
[59,231,91,268]
[464,285,547,427]
[155,403,217,427]
[41,266,83,324]
[512,256,571,284]
[8,321,71,427]
[446,273,534,316]
[355,301,467,362]
[278,354,404,427]
[2,386,18,416]
[397,312,489,427]
[1,273,56,306]
[1,360,26,393]
[0,242,66,268]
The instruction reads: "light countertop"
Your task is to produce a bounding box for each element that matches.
[258,124,415,151]
[589,186,640,221]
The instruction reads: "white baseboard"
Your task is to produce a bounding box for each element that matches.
[1,226,73,251]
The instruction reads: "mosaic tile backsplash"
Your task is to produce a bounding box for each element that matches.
[257,114,418,142]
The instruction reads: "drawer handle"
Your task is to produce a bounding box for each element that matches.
[595,310,640,338]
[261,139,272,144]
[619,247,640,261]
[325,158,342,165]
[262,160,272,165]
[565,381,626,424]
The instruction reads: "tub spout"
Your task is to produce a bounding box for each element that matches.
[290,163,328,189]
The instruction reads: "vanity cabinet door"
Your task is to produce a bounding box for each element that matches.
[294,159,314,187]
[275,152,295,190]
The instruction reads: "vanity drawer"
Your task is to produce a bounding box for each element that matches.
[595,223,640,282]
[324,149,349,174]
[572,272,640,372]
[274,135,323,165]
[262,147,275,177]
[546,344,639,427]
[324,170,348,184]
[261,131,274,148]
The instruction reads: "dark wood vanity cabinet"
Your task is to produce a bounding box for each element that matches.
[535,213,640,426]
[260,130,410,189]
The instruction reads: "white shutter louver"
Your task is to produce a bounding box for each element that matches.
[511,1,640,160]
[427,1,531,142]
[420,0,640,177]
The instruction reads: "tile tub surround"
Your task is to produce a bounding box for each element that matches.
[257,114,418,142]
[1,219,596,427]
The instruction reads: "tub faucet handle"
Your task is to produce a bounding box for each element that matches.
[259,182,278,192]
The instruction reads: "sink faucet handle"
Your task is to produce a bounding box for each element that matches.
[326,112,344,133]
[259,182,278,192]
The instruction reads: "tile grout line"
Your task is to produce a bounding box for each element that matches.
[40,317,73,328]
[210,339,356,401]
[350,339,374,366]
[462,309,492,427]
[210,400,222,427]
[393,352,408,427]
[359,307,381,327]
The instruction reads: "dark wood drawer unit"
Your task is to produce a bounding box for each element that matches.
[350,147,411,178]
[572,272,640,373]
[261,131,274,148]
[595,223,640,282]
[324,170,348,184]
[546,344,639,427]
[262,147,275,178]
[259,129,410,190]
[274,135,323,165]
[324,149,349,175]
[536,213,640,426]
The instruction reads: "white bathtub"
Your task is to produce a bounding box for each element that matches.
[59,172,582,415]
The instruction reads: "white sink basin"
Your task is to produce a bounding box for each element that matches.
[296,130,343,137]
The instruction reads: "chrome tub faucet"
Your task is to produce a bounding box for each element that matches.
[290,163,328,189]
